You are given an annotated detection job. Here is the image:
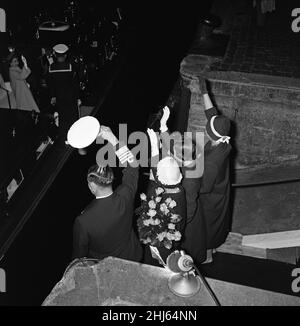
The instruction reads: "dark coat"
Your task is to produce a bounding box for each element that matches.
[143,180,187,266]
[181,175,207,264]
[72,166,143,263]
[48,61,79,104]
[200,140,231,249]
[159,129,207,264]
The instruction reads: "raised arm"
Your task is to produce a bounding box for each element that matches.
[199,78,218,119]
[147,127,160,167]
[159,106,172,153]
[99,126,139,200]
[10,66,31,81]
[19,56,31,79]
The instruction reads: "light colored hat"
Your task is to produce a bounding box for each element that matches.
[206,115,231,144]
[67,116,100,149]
[53,43,69,54]
[156,156,182,187]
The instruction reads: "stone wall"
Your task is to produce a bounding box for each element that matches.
[181,55,300,168]
[43,257,300,306]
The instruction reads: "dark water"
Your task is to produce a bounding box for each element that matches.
[0,2,298,306]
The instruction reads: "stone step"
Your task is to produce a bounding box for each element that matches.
[217,232,300,264]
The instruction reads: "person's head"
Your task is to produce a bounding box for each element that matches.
[53,44,68,62]
[172,133,202,168]
[205,115,231,146]
[9,54,20,68]
[155,156,182,188]
[55,53,67,62]
[87,165,114,197]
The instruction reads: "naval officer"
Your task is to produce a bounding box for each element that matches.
[47,44,81,145]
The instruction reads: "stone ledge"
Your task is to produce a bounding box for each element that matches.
[180,54,300,168]
[43,257,300,306]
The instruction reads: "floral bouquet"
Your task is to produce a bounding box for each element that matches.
[136,187,182,250]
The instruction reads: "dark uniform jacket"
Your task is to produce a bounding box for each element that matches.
[48,61,79,103]
[72,145,143,263]
[47,61,80,140]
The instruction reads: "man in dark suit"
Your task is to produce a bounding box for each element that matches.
[72,126,143,263]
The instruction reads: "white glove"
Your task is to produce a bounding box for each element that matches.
[160,106,170,133]
[99,125,119,146]
[147,128,159,157]
[21,55,28,69]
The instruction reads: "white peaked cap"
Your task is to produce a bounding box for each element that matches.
[53,44,69,54]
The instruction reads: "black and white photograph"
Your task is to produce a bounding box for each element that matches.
[0,0,299,309]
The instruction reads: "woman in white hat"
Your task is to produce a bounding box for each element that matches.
[140,128,187,266]
[156,105,207,266]
[156,78,231,265]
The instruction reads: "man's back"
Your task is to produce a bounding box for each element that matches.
[72,165,143,263]
[48,62,76,101]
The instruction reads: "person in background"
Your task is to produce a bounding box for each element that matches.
[47,43,81,145]
[0,71,16,109]
[8,53,39,112]
[72,126,143,263]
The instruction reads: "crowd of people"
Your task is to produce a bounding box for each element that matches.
[71,78,232,267]
[0,2,124,139]
[0,43,83,142]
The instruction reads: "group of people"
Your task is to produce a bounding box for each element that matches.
[0,43,81,145]
[72,78,232,267]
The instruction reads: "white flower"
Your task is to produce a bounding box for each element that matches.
[155,196,162,203]
[154,219,161,225]
[147,209,157,218]
[174,231,181,241]
[157,232,167,242]
[169,200,177,208]
[160,203,168,213]
[165,197,172,205]
[148,200,156,209]
[140,193,147,201]
[143,219,151,226]
[166,232,175,241]
[168,223,176,230]
[149,218,157,225]
[170,214,179,221]
[155,187,164,195]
